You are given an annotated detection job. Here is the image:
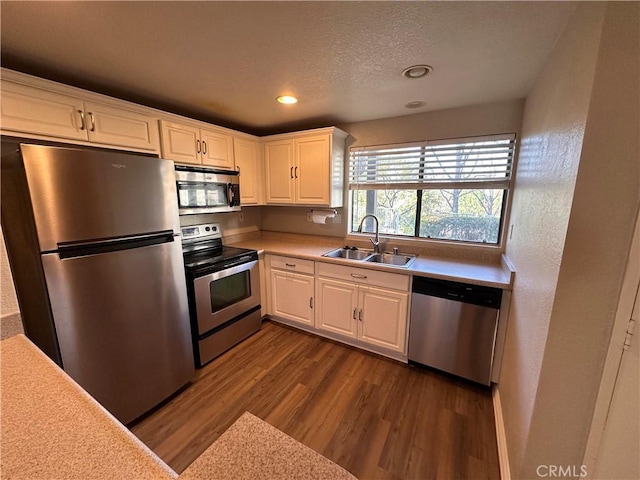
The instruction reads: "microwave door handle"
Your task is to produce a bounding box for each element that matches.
[228,183,237,207]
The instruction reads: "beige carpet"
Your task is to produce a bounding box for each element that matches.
[179,412,357,480]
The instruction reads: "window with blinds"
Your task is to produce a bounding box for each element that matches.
[349,134,516,244]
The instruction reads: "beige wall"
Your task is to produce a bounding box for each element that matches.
[339,98,524,149]
[261,206,346,237]
[500,3,640,478]
[179,208,263,238]
[262,99,525,238]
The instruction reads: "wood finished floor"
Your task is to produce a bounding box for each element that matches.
[130,320,500,479]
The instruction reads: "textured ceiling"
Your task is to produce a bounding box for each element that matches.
[0,1,577,135]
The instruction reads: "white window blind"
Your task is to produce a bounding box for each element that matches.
[349,133,516,191]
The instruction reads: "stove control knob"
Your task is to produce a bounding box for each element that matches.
[205,226,211,232]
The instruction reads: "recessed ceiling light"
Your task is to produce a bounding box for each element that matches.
[276,95,298,104]
[401,65,433,79]
[405,101,427,109]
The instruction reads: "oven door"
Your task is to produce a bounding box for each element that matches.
[193,260,261,335]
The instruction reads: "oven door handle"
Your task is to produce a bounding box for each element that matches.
[194,259,258,283]
[221,257,257,271]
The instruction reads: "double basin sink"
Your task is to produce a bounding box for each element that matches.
[322,247,417,268]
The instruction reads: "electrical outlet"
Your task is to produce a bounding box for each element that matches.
[307,213,313,222]
[239,212,244,222]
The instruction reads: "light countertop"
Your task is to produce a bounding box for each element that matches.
[180,412,356,480]
[0,334,178,480]
[229,237,514,289]
[1,335,359,479]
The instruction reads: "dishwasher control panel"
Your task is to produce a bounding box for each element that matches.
[412,276,502,308]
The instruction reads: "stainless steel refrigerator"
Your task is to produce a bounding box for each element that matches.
[1,141,194,424]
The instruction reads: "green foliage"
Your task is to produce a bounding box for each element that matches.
[420,215,500,243]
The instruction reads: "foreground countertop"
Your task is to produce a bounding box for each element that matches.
[0,334,178,480]
[180,412,356,480]
[1,335,359,479]
[230,237,514,289]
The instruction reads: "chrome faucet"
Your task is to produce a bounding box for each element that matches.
[357,214,381,253]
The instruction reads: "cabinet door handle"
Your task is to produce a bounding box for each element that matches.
[88,112,96,132]
[196,139,201,154]
[294,166,298,178]
[353,308,357,319]
[285,263,296,268]
[309,297,313,309]
[350,273,367,279]
[203,141,207,155]
[78,110,86,130]
[358,309,363,321]
[290,166,294,179]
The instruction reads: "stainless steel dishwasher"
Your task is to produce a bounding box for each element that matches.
[408,276,502,386]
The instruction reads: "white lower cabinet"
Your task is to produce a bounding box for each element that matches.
[268,255,315,327]
[316,277,359,338]
[267,255,410,357]
[357,286,408,352]
[316,263,409,354]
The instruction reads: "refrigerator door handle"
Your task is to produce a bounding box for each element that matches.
[57,230,176,259]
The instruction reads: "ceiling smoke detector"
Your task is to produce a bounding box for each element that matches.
[401,65,433,79]
[405,101,427,109]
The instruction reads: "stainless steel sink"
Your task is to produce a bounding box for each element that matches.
[322,248,372,260]
[364,253,416,267]
[322,248,416,268]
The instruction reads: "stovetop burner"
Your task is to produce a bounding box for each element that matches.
[181,222,257,275]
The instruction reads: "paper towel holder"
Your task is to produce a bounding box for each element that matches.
[309,208,337,224]
[311,208,337,216]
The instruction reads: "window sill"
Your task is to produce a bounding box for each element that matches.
[345,232,504,258]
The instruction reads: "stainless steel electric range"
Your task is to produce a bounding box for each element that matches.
[181,223,261,367]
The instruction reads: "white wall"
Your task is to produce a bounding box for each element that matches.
[500,3,640,477]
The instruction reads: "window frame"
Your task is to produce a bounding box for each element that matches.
[347,133,517,249]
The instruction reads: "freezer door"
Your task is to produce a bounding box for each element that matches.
[41,238,194,424]
[20,144,179,251]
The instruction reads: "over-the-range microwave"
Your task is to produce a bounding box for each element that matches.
[175,165,240,214]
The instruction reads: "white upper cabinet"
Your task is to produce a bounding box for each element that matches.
[82,101,159,151]
[262,127,348,207]
[201,128,234,169]
[160,120,235,169]
[159,121,200,163]
[1,80,160,151]
[233,136,263,205]
[264,139,296,203]
[1,81,86,140]
[295,134,330,204]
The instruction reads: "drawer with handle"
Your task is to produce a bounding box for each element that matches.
[269,255,315,275]
[317,262,409,291]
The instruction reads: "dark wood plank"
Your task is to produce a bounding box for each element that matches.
[130,320,500,479]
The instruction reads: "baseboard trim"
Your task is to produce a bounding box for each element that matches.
[493,386,511,480]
